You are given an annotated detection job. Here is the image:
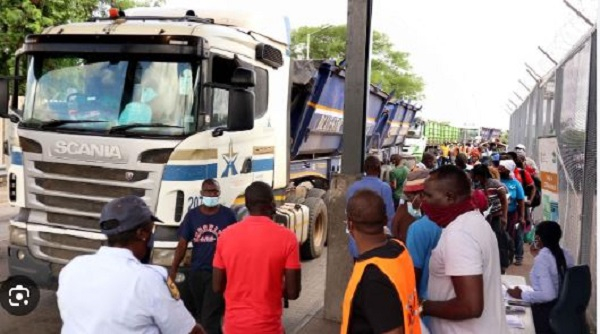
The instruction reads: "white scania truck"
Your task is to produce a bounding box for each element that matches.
[0,7,420,291]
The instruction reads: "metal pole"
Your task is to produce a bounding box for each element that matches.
[306,25,332,60]
[518,79,531,92]
[525,63,542,79]
[513,91,524,102]
[538,46,558,66]
[324,3,373,322]
[341,0,373,174]
[562,0,594,27]
[306,33,311,59]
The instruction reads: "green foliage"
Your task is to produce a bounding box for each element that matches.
[291,25,424,99]
[500,131,509,144]
[0,0,164,77]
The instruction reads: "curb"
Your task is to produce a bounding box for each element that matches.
[290,304,324,334]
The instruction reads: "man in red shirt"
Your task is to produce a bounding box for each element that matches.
[212,181,301,334]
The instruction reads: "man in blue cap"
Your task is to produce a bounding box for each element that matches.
[57,195,205,334]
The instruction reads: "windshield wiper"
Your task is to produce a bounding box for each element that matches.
[108,123,183,134]
[22,119,109,130]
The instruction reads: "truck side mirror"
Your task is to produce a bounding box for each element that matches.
[227,88,254,132]
[231,68,255,88]
[0,78,8,119]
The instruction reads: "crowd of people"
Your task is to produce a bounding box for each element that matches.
[346,143,571,334]
[53,142,573,334]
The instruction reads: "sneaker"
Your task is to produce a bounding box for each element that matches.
[514,260,523,266]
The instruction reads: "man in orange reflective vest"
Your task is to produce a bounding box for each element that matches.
[341,189,422,334]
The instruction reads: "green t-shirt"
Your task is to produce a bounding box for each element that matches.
[390,165,409,199]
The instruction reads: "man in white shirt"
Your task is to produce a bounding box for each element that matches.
[419,165,508,334]
[57,195,205,334]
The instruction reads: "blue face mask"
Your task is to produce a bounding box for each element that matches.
[407,201,421,218]
[348,233,360,259]
[202,196,220,207]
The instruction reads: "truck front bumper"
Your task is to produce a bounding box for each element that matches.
[7,245,58,290]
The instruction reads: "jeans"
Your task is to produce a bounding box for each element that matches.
[188,270,225,334]
[507,211,524,261]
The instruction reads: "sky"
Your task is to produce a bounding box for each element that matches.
[166,0,597,130]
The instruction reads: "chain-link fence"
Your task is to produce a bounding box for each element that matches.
[509,28,596,327]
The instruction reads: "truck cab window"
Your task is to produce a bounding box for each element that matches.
[254,67,268,119]
[21,56,197,136]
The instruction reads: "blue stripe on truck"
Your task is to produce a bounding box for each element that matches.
[162,164,218,181]
[11,151,23,166]
[253,158,274,172]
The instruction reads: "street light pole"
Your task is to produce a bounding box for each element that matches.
[307,33,311,59]
[306,25,332,59]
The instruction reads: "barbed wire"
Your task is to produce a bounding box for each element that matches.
[507,0,597,111]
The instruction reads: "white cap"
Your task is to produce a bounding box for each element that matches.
[515,144,526,150]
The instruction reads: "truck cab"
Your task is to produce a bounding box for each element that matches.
[0,7,295,289]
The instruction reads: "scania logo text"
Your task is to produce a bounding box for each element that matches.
[54,141,123,160]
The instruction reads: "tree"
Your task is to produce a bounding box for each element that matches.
[291,25,424,99]
[0,0,164,77]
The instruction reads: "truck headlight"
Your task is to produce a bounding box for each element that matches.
[151,248,175,266]
[9,225,27,246]
[151,248,193,267]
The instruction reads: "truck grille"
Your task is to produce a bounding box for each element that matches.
[39,232,104,250]
[47,212,101,231]
[30,230,104,264]
[35,179,145,198]
[34,161,149,182]
[37,195,107,214]
[24,158,161,265]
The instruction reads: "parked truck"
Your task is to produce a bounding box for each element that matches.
[403,119,502,159]
[0,7,420,290]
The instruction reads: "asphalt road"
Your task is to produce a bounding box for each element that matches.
[0,204,327,334]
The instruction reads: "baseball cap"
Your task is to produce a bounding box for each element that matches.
[515,144,526,150]
[99,196,162,236]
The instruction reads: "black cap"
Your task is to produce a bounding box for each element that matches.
[99,196,162,236]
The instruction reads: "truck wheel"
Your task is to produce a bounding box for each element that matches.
[306,188,327,199]
[301,197,328,259]
[285,194,305,204]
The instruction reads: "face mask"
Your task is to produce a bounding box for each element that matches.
[346,220,360,259]
[348,234,360,259]
[421,198,475,228]
[202,196,220,207]
[407,201,421,218]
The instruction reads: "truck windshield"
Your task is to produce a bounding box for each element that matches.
[21,55,197,136]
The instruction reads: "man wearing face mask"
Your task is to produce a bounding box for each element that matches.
[403,170,441,301]
[170,179,237,334]
[419,165,507,334]
[341,189,422,334]
[402,169,441,332]
[57,196,205,334]
[498,159,526,266]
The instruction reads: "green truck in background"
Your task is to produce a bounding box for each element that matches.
[403,118,503,159]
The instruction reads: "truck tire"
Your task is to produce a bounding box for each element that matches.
[285,194,305,204]
[301,197,328,259]
[306,188,327,199]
